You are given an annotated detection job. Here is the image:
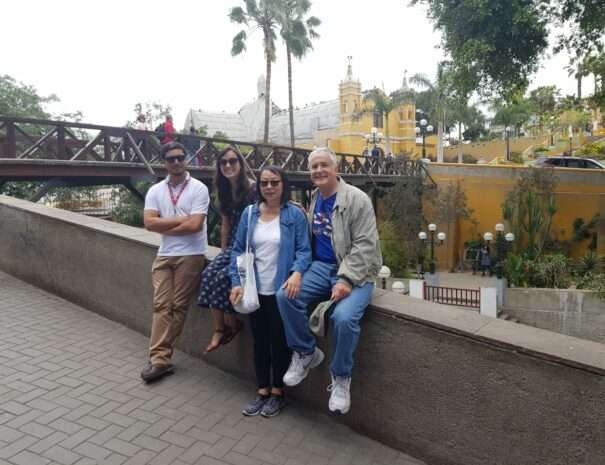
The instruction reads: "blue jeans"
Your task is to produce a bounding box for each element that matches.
[276,261,374,377]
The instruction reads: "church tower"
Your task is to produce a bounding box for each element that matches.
[339,57,362,126]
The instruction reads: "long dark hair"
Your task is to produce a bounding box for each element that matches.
[257,166,290,206]
[214,146,251,214]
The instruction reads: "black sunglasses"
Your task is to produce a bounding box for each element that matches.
[260,180,282,187]
[219,158,239,167]
[165,155,185,163]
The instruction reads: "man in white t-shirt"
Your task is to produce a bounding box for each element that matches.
[141,141,210,383]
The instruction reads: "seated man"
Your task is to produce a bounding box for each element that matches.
[276,147,382,414]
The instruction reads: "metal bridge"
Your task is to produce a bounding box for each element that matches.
[0,116,431,195]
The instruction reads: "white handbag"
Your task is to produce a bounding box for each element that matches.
[234,206,260,314]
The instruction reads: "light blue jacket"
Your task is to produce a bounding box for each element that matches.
[229,202,312,291]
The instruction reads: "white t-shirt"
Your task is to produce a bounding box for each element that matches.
[144,173,210,256]
[253,216,281,295]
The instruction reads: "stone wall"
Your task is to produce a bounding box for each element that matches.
[2,195,605,465]
[504,288,605,344]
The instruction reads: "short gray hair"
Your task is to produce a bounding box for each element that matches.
[308,147,337,168]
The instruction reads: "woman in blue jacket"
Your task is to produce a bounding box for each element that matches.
[229,166,311,418]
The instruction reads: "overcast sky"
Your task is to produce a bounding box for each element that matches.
[2,0,586,129]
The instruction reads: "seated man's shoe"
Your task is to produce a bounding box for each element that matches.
[242,394,269,416]
[283,347,324,387]
[140,362,174,383]
[260,395,287,418]
[327,375,351,414]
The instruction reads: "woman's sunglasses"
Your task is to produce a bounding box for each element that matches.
[260,180,282,187]
[219,158,239,167]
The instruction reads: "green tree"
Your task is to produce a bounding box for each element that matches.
[554,1,605,58]
[411,0,548,99]
[361,88,407,154]
[380,177,425,276]
[131,102,173,128]
[492,98,532,135]
[0,75,56,119]
[527,86,560,130]
[426,181,475,271]
[277,0,320,148]
[229,0,281,143]
[502,167,558,260]
[410,64,453,162]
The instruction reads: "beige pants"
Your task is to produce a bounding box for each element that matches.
[149,255,206,366]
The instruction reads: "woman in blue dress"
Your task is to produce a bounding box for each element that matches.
[198,146,256,353]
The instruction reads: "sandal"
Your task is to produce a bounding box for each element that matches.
[221,320,244,345]
[204,329,226,354]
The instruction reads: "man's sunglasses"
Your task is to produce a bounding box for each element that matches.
[219,158,239,167]
[260,180,281,187]
[165,155,185,163]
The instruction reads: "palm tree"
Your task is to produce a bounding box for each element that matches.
[409,65,450,162]
[362,88,406,153]
[277,0,320,148]
[229,0,281,143]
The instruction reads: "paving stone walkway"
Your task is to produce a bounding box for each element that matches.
[0,272,426,465]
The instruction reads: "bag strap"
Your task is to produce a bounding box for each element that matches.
[245,205,253,255]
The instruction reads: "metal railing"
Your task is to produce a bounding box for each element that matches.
[424,283,480,308]
[0,116,431,180]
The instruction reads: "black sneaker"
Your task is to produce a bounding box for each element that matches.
[260,395,287,418]
[242,395,269,416]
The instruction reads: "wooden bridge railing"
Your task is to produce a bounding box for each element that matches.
[0,116,429,179]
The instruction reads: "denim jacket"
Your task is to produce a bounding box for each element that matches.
[229,202,312,291]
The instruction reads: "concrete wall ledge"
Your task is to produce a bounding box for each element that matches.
[503,287,605,344]
[2,195,605,465]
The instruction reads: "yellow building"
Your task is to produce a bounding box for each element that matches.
[325,62,418,156]
[425,164,605,270]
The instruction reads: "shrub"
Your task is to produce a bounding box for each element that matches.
[379,221,412,278]
[575,272,605,301]
[575,141,605,160]
[532,253,570,288]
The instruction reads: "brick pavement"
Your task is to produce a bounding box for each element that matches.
[0,272,426,465]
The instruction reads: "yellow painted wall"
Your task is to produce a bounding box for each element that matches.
[424,164,605,270]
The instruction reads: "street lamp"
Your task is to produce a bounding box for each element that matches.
[378,265,391,290]
[418,223,446,277]
[485,224,515,279]
[392,281,406,294]
[365,127,383,173]
[505,126,512,161]
[415,115,434,159]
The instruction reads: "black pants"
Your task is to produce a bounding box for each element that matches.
[249,294,291,390]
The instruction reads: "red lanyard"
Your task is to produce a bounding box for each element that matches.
[167,178,189,213]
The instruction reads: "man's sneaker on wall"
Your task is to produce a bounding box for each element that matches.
[283,347,324,386]
[327,375,351,414]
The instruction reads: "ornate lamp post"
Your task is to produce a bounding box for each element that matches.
[366,126,383,148]
[485,224,515,279]
[415,118,434,159]
[391,281,406,294]
[365,127,383,173]
[378,265,391,290]
[418,223,446,278]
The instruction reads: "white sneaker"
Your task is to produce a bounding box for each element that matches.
[283,347,324,386]
[327,375,351,414]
